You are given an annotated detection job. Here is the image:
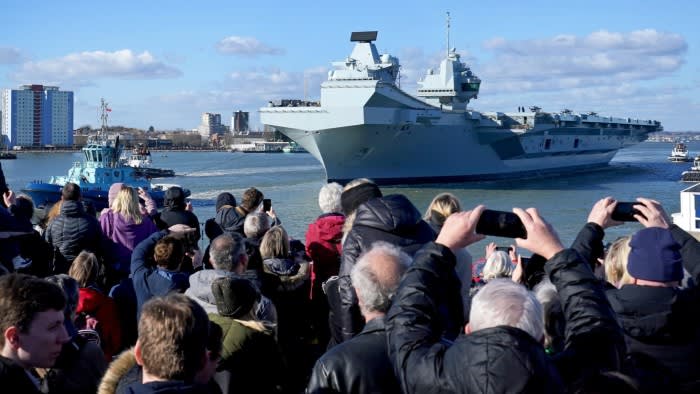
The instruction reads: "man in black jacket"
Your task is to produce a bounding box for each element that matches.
[572,197,700,391]
[387,205,625,393]
[308,241,410,394]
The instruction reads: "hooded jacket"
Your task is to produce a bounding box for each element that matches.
[100,209,158,273]
[77,286,123,361]
[332,194,436,343]
[45,200,104,269]
[386,243,624,393]
[305,212,344,297]
[154,187,200,241]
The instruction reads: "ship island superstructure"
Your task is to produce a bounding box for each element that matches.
[260,30,662,184]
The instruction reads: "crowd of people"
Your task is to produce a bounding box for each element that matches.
[1,161,699,393]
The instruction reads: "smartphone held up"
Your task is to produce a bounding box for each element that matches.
[476,209,527,239]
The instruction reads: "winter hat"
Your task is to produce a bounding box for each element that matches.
[628,227,683,282]
[108,183,125,206]
[240,187,263,212]
[340,183,382,216]
[216,192,237,211]
[211,277,258,319]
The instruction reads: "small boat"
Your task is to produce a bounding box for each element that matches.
[282,142,307,153]
[21,99,187,210]
[669,142,692,162]
[231,141,288,153]
[681,156,700,182]
[0,151,17,160]
[120,143,175,178]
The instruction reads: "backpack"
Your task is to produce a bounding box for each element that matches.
[74,312,101,346]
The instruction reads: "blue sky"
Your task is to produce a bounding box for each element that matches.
[1,0,698,131]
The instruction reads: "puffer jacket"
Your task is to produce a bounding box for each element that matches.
[76,286,123,361]
[307,317,400,394]
[214,206,246,236]
[208,315,285,394]
[154,187,200,241]
[386,243,625,393]
[305,213,344,299]
[332,194,436,344]
[45,200,104,269]
[100,210,158,274]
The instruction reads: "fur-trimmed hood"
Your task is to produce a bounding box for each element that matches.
[98,348,138,394]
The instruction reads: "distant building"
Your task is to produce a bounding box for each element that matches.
[1,84,74,148]
[232,110,249,133]
[198,112,227,137]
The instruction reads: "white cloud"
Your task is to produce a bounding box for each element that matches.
[11,49,182,86]
[0,47,23,64]
[215,36,284,56]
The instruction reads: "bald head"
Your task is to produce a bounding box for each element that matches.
[350,241,411,318]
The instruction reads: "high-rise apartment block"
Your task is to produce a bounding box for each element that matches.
[232,110,249,132]
[1,84,74,147]
[198,112,227,137]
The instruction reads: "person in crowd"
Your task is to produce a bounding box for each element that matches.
[68,251,122,360]
[122,293,212,393]
[4,194,54,277]
[308,241,409,394]
[576,197,700,391]
[185,232,277,332]
[387,205,626,393]
[305,183,345,348]
[154,186,200,241]
[204,192,237,242]
[103,182,157,218]
[604,236,633,288]
[216,187,278,236]
[243,211,272,277]
[533,278,565,355]
[209,276,285,394]
[333,192,437,344]
[0,274,70,393]
[45,182,104,273]
[130,225,192,318]
[42,274,107,394]
[339,178,383,242]
[100,185,158,283]
[471,246,514,297]
[98,324,223,394]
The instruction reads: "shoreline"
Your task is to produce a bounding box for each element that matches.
[14,148,231,153]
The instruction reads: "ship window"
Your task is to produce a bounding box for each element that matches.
[574,138,580,148]
[544,139,552,150]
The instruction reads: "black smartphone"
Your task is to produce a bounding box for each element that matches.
[611,202,642,222]
[495,246,513,252]
[476,209,527,239]
[262,198,272,212]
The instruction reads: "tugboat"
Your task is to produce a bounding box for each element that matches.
[21,99,188,210]
[120,143,175,178]
[282,141,307,153]
[668,142,692,162]
[681,156,700,182]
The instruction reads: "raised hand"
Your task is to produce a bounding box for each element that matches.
[587,197,622,229]
[634,197,671,229]
[485,242,497,259]
[435,205,486,252]
[513,207,564,260]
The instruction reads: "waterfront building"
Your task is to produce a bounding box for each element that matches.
[232,110,249,133]
[1,84,74,148]
[198,112,227,137]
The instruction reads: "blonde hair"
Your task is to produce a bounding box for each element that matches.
[604,236,633,288]
[111,186,142,224]
[424,193,462,224]
[68,251,101,288]
[259,226,290,259]
[482,251,514,281]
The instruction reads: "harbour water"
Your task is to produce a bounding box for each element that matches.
[4,141,694,256]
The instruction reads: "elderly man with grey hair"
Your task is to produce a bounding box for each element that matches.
[185,233,277,331]
[307,241,409,394]
[387,205,625,393]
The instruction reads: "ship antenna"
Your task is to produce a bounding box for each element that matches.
[446,11,451,57]
[100,98,109,136]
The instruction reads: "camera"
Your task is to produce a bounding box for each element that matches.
[476,209,527,239]
[611,202,643,222]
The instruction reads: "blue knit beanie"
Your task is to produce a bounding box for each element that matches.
[628,227,682,282]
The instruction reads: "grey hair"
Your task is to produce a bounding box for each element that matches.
[45,274,80,315]
[244,212,271,239]
[469,279,544,342]
[482,251,514,281]
[209,233,247,272]
[533,278,565,353]
[318,182,343,214]
[350,241,411,315]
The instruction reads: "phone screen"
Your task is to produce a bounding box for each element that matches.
[476,209,527,239]
[611,202,642,222]
[262,198,272,212]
